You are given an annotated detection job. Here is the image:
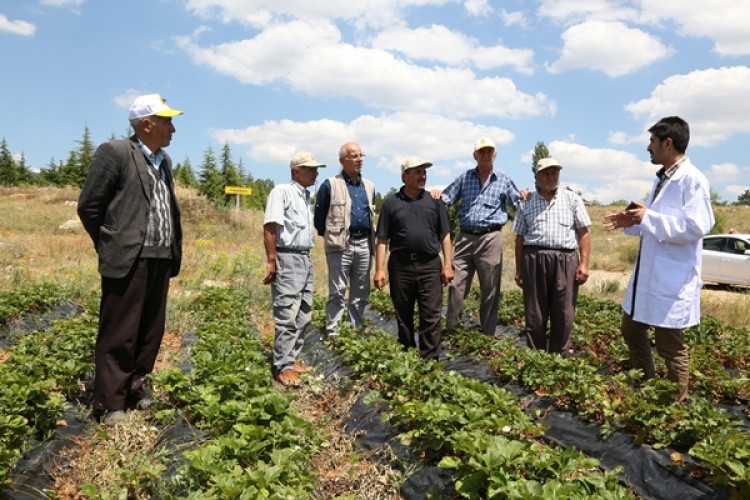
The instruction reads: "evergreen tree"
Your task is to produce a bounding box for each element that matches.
[246,178,274,210]
[39,157,60,186]
[0,138,17,186]
[174,157,198,188]
[56,150,80,187]
[197,146,224,204]
[74,126,97,187]
[15,153,34,185]
[737,189,750,206]
[220,143,242,206]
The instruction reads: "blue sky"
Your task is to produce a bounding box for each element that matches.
[2,0,749,204]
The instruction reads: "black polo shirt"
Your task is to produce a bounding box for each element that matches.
[376,187,450,255]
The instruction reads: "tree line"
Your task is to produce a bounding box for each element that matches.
[2,133,748,208]
[0,130,276,211]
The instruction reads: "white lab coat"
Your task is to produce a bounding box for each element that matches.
[622,158,714,328]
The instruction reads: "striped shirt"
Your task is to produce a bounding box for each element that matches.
[513,189,591,250]
[442,167,520,229]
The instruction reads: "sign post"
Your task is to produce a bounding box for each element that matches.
[224,186,253,210]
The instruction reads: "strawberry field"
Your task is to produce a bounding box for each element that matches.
[1,279,748,498]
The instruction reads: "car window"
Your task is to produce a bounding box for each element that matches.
[727,238,749,255]
[703,237,724,251]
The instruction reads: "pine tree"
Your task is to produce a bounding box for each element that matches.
[15,153,34,185]
[0,138,17,186]
[174,157,198,188]
[220,143,242,206]
[74,127,97,187]
[197,146,224,204]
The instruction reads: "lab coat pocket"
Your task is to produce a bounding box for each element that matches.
[647,255,692,301]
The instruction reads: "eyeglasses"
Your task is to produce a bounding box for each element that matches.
[344,153,366,160]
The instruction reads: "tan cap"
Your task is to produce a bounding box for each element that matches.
[474,136,496,151]
[401,156,433,173]
[290,151,326,169]
[534,157,562,174]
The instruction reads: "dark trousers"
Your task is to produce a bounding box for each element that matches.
[388,253,442,360]
[93,258,171,411]
[521,247,578,354]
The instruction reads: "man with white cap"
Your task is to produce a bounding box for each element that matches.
[513,157,591,354]
[263,151,326,385]
[374,156,453,360]
[78,93,184,425]
[432,137,521,336]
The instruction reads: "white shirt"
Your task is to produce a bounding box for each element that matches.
[263,181,315,250]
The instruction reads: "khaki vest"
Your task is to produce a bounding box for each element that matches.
[323,174,375,253]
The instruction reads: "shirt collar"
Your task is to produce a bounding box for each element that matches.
[341,170,360,185]
[656,156,686,181]
[138,139,164,168]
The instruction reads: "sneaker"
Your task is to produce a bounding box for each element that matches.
[275,369,301,386]
[101,410,127,426]
[292,361,312,373]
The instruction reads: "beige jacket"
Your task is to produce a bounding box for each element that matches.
[323,174,375,253]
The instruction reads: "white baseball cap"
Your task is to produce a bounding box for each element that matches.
[534,157,562,174]
[128,94,183,120]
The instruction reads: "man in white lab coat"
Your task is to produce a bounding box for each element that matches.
[604,116,714,402]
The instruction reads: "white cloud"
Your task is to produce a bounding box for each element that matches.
[0,14,35,36]
[547,21,672,77]
[464,0,492,17]
[371,24,535,73]
[40,0,84,6]
[724,184,749,198]
[500,9,529,28]
[640,0,750,56]
[178,20,553,119]
[625,66,750,146]
[184,0,449,29]
[706,163,741,183]
[208,111,515,181]
[537,0,639,24]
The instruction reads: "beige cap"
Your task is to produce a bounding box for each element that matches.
[534,157,562,174]
[474,136,496,151]
[401,156,433,173]
[290,151,326,169]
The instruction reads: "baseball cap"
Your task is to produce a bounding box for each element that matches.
[290,151,326,169]
[128,94,183,120]
[401,156,433,173]
[534,157,562,174]
[474,137,496,151]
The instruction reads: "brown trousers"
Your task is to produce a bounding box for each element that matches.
[521,247,578,354]
[621,312,689,401]
[93,258,171,411]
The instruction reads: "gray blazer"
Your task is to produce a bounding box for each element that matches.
[78,136,183,279]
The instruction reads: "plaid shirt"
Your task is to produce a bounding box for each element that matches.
[513,189,591,250]
[442,167,520,229]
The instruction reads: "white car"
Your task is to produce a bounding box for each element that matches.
[701,234,750,286]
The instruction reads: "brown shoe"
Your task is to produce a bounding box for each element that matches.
[292,361,312,373]
[275,369,301,386]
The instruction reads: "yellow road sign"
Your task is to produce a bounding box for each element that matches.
[224,186,253,195]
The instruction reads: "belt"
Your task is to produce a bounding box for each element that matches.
[460,226,502,236]
[350,231,370,238]
[276,247,310,255]
[393,251,438,262]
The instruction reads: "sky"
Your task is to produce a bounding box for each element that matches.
[2,0,750,204]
